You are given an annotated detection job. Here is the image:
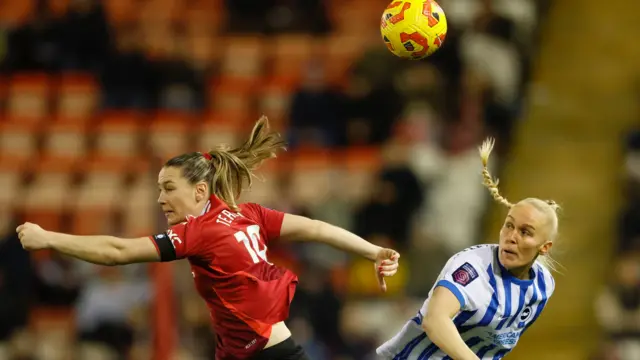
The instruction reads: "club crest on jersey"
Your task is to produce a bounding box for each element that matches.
[517,306,534,328]
[452,262,479,286]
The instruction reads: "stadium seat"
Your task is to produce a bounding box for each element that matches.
[139,0,185,24]
[0,0,34,25]
[48,0,69,17]
[70,156,130,234]
[0,120,40,162]
[104,0,139,25]
[0,156,28,209]
[209,78,255,114]
[148,112,193,159]
[42,119,88,160]
[55,73,98,121]
[240,160,279,206]
[269,35,315,86]
[320,35,369,86]
[22,157,77,232]
[289,150,335,207]
[6,73,51,122]
[256,78,295,130]
[123,174,158,237]
[198,112,243,149]
[220,36,265,81]
[94,111,142,158]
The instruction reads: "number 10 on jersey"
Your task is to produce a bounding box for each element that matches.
[235,225,271,264]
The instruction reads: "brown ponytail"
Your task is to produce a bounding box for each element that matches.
[165,116,286,211]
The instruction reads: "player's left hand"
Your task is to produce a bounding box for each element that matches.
[375,248,400,292]
[16,222,50,251]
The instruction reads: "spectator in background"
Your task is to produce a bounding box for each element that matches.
[100,25,154,109]
[153,27,205,112]
[1,0,63,73]
[354,142,424,251]
[0,223,35,341]
[595,255,640,360]
[289,61,344,148]
[225,0,330,34]
[34,252,81,307]
[619,128,640,253]
[76,267,151,358]
[58,0,110,71]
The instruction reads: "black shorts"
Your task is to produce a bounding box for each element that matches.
[251,338,310,360]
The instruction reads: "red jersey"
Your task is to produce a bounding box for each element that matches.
[150,197,299,359]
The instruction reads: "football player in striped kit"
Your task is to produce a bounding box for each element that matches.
[377,138,559,360]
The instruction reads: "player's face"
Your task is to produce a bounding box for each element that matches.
[157,166,201,226]
[498,202,552,273]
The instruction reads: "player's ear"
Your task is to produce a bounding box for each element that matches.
[195,181,208,202]
[538,240,552,256]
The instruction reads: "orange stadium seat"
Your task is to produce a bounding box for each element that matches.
[0,156,28,210]
[148,112,194,159]
[94,111,142,158]
[48,0,70,17]
[289,150,335,207]
[55,73,98,121]
[140,22,175,60]
[209,78,255,114]
[198,112,244,149]
[240,159,279,205]
[6,73,51,122]
[183,2,223,35]
[104,0,139,24]
[321,35,368,87]
[139,0,185,24]
[42,119,89,160]
[185,32,218,70]
[269,35,315,87]
[70,156,130,234]
[123,174,158,237]
[219,36,265,82]
[0,120,40,162]
[257,78,296,129]
[22,158,77,232]
[0,0,34,25]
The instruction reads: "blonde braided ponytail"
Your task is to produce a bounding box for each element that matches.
[478,137,513,208]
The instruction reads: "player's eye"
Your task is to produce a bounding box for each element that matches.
[505,222,514,229]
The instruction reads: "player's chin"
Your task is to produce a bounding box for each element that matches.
[166,213,180,226]
[498,250,519,267]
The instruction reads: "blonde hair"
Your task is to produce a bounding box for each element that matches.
[478,137,563,273]
[165,116,286,211]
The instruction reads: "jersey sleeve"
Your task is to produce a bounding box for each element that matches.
[434,251,491,311]
[239,203,285,242]
[149,218,202,262]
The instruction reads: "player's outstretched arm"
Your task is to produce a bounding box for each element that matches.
[279,214,399,291]
[422,286,480,360]
[17,222,160,265]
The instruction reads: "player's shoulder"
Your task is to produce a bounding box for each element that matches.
[449,244,497,268]
[533,261,556,294]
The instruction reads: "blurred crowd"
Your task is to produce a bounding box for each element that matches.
[0,0,549,359]
[592,122,640,360]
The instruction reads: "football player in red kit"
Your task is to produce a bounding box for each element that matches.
[17,116,400,360]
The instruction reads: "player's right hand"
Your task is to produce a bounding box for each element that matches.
[16,222,50,251]
[375,248,400,292]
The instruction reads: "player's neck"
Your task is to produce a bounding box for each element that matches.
[508,265,533,280]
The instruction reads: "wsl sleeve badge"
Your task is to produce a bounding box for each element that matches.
[452,262,479,286]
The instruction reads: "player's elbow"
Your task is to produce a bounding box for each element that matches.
[421,313,443,335]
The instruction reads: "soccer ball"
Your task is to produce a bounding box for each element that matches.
[380,0,448,60]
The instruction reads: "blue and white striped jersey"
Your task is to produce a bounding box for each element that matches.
[377,244,555,360]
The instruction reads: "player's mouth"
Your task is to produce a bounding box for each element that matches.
[502,249,518,257]
[164,210,174,218]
